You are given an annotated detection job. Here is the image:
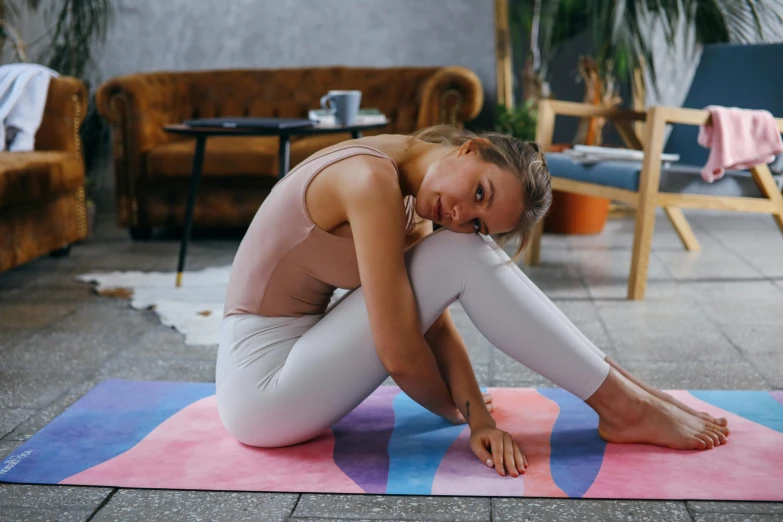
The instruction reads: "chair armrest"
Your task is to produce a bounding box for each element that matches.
[536,99,648,151]
[35,76,88,155]
[542,100,647,122]
[416,66,483,128]
[654,106,783,133]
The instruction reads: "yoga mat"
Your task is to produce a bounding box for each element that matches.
[2,380,782,500]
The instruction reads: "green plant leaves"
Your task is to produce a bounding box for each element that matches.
[495,101,538,141]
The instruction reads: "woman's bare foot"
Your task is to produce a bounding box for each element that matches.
[597,394,729,450]
[587,368,729,450]
[658,390,728,428]
[606,358,728,428]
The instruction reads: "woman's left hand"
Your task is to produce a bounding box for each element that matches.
[469,426,528,477]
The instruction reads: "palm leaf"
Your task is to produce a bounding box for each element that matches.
[509,0,589,79]
[590,0,783,96]
[0,0,41,21]
[507,0,782,101]
[2,0,114,80]
[39,0,115,79]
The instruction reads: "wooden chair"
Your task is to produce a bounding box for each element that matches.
[526,42,783,300]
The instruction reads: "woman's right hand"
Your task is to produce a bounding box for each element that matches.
[469,426,528,477]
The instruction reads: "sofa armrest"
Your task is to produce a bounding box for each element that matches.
[35,76,88,155]
[96,72,192,155]
[96,72,192,228]
[416,66,483,128]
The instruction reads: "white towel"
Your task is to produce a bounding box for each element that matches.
[0,63,60,152]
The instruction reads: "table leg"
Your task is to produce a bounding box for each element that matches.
[278,135,291,180]
[351,131,362,139]
[176,135,207,287]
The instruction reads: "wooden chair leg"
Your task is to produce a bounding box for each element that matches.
[627,107,666,301]
[628,203,657,300]
[779,191,783,235]
[750,164,783,234]
[663,207,701,252]
[523,220,544,266]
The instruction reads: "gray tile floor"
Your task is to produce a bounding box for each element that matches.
[1,209,782,521]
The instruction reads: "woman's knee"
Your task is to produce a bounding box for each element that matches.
[215,382,273,446]
[216,388,317,448]
[217,400,277,447]
[221,418,318,449]
[407,228,508,273]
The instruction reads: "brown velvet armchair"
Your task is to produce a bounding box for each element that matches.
[0,76,88,273]
[95,66,483,239]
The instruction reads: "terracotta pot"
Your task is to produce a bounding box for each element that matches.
[543,190,610,235]
[543,144,610,235]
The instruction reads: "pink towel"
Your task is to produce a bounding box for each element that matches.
[697,105,783,182]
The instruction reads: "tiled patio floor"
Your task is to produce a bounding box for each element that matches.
[1,209,781,521]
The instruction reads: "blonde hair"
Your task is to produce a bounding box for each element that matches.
[409,124,552,261]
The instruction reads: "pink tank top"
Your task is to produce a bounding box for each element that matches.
[223,145,416,318]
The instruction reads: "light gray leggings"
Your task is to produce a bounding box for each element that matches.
[216,228,610,448]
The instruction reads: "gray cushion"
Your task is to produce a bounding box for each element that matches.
[546,152,771,198]
[545,153,640,191]
[659,165,765,198]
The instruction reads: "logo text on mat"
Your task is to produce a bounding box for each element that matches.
[0,451,33,474]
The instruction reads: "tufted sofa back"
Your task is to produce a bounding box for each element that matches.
[97,66,481,154]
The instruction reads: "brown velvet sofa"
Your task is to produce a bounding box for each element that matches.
[0,76,89,273]
[95,66,483,239]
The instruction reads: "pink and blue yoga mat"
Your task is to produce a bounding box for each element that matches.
[1,380,782,500]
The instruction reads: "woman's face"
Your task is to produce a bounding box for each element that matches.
[416,144,525,235]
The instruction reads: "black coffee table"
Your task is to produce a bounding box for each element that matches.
[163,120,388,286]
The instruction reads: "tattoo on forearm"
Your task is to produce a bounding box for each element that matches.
[466,401,470,420]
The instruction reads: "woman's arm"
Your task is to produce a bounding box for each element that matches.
[405,218,494,429]
[426,303,527,477]
[425,309,496,430]
[336,157,461,421]
[336,163,525,477]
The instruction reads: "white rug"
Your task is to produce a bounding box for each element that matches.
[76,266,348,346]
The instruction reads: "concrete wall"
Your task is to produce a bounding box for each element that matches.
[96,0,497,129]
[6,0,497,112]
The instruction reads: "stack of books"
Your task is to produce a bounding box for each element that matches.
[308,108,388,125]
[563,145,680,166]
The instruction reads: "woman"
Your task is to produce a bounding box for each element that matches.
[217,125,729,478]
